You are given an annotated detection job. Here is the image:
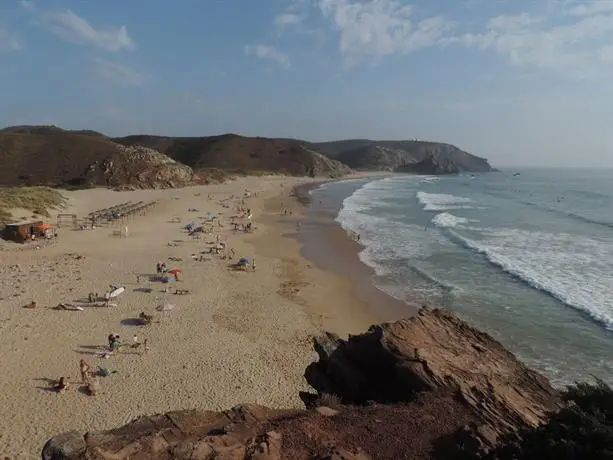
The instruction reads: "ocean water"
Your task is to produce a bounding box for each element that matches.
[310,169,613,387]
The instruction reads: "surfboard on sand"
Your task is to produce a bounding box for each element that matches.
[54,303,84,311]
[105,286,125,299]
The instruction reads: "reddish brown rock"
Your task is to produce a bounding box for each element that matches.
[303,307,561,448]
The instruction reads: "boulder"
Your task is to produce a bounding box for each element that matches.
[303,307,561,447]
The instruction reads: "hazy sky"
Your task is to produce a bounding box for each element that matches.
[1,0,613,167]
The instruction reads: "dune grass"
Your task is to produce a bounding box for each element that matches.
[0,187,66,226]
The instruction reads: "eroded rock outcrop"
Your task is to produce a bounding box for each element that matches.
[84,145,196,189]
[303,307,561,448]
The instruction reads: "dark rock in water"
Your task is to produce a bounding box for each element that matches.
[41,309,560,459]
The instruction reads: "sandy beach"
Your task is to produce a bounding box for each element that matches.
[0,175,383,458]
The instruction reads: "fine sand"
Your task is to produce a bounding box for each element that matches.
[0,175,381,458]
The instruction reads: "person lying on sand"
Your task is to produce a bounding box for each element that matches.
[138,312,154,325]
[54,377,70,393]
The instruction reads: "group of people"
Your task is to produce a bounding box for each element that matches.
[52,333,149,394]
[53,359,99,395]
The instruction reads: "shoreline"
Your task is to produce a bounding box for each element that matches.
[249,177,383,335]
[291,177,416,326]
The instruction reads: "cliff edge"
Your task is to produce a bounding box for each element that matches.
[42,308,560,459]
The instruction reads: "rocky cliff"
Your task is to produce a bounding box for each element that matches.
[83,145,195,189]
[395,156,462,175]
[312,140,495,174]
[303,307,561,449]
[43,308,560,459]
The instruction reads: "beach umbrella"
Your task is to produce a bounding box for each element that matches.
[239,258,251,266]
[168,268,182,275]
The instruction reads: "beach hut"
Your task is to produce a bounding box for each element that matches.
[1,219,43,243]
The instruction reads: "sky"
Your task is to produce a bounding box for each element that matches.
[1,0,613,167]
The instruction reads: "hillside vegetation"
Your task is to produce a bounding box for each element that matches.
[0,187,66,225]
[481,380,613,460]
[114,134,352,177]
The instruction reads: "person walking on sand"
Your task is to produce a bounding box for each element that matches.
[79,359,91,383]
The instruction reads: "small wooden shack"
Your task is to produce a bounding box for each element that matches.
[2,219,43,243]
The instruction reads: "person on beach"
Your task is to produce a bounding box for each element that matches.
[108,334,120,351]
[54,377,70,393]
[156,262,162,274]
[79,359,91,383]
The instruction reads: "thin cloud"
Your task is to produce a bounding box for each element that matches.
[245,44,291,70]
[317,0,453,60]
[92,58,148,87]
[451,7,613,78]
[310,0,613,77]
[24,3,134,51]
[565,1,613,16]
[0,27,23,52]
[19,0,35,12]
[274,12,304,28]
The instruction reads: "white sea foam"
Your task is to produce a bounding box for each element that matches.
[419,176,440,184]
[416,191,474,211]
[336,178,444,278]
[451,228,613,330]
[432,212,469,228]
